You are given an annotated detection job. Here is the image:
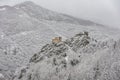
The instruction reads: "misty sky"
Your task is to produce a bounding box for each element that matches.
[0,0,120,28]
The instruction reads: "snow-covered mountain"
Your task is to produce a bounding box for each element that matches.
[0,1,120,80]
[14,31,120,80]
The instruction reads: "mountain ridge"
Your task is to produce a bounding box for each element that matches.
[13,31,120,80]
[16,1,105,26]
[0,1,104,27]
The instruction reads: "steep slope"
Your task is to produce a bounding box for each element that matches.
[14,1,104,26]
[13,31,120,80]
[0,5,45,36]
[0,0,106,73]
[0,1,104,36]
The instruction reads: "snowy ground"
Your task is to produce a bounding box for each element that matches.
[0,1,120,80]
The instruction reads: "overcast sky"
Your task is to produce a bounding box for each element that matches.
[0,0,120,28]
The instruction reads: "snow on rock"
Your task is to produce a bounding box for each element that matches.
[0,1,120,80]
[13,31,120,80]
[0,73,4,78]
[0,73,5,80]
[0,8,6,11]
[1,35,5,39]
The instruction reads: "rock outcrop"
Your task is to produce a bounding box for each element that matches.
[13,32,120,80]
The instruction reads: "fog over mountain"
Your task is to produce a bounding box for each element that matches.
[0,0,120,28]
[0,1,120,80]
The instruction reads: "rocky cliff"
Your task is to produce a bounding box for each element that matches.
[13,32,120,80]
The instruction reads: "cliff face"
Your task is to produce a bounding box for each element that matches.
[13,32,120,80]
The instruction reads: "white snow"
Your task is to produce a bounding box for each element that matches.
[1,35,4,39]
[19,14,24,17]
[21,32,27,35]
[0,73,4,78]
[0,1,120,80]
[65,56,68,62]
[15,7,19,9]
[0,8,6,11]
